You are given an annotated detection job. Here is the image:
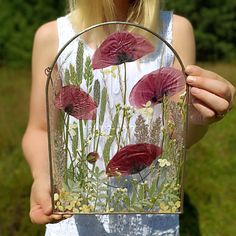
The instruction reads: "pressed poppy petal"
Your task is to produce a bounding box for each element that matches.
[106,143,162,176]
[55,85,97,120]
[86,152,99,164]
[92,31,155,69]
[129,67,186,108]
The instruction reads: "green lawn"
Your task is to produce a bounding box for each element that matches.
[0,67,44,235]
[0,62,235,236]
[181,62,236,236]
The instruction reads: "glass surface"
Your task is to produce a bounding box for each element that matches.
[46,22,188,214]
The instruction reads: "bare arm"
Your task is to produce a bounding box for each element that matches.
[22,21,63,223]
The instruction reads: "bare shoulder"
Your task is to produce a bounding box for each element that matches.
[33,21,58,63]
[172,14,196,66]
[34,21,58,44]
[173,14,194,34]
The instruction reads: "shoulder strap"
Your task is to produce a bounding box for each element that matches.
[160,11,173,45]
[57,15,76,52]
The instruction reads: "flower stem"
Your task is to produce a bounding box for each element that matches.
[79,120,85,157]
[138,172,145,183]
[64,114,70,182]
[117,63,127,150]
[79,119,87,188]
[93,177,99,212]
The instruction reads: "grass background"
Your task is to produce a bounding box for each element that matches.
[0,62,235,235]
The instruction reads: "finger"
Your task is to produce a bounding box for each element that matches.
[186,76,232,102]
[190,87,230,114]
[30,207,54,224]
[34,192,52,215]
[191,98,216,123]
[48,214,72,224]
[30,187,52,216]
[30,212,64,224]
[185,65,224,82]
[48,214,64,223]
[186,64,235,108]
[62,214,73,219]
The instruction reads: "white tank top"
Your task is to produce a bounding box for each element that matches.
[46,11,180,236]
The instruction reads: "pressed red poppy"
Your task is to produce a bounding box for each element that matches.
[92,31,154,69]
[129,67,186,108]
[55,85,97,120]
[106,143,162,176]
[86,152,99,164]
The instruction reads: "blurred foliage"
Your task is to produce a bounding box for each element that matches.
[164,0,236,61]
[0,67,45,235]
[0,1,236,67]
[0,0,66,67]
[0,62,236,235]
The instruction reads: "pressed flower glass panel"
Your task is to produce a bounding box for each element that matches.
[45,22,188,215]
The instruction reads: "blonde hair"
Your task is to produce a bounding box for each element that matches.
[68,0,160,44]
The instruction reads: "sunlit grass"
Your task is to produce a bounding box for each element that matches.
[0,62,235,235]
[0,66,45,235]
[181,61,236,236]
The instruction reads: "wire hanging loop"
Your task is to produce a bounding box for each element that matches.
[45,67,52,77]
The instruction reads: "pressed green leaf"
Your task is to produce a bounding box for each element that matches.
[64,68,70,85]
[93,79,100,106]
[72,125,79,158]
[84,56,94,92]
[99,87,107,126]
[139,185,145,200]
[132,203,143,211]
[98,194,109,199]
[131,185,137,205]
[95,166,100,175]
[98,187,109,192]
[96,202,107,207]
[103,112,119,165]
[149,174,159,197]
[76,41,84,85]
[69,64,76,85]
[124,196,131,208]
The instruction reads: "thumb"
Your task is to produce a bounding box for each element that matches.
[39,193,53,215]
[32,183,53,216]
[185,65,201,75]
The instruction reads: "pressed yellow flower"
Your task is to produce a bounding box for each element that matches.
[138,101,154,120]
[179,91,186,100]
[158,159,171,167]
[54,193,59,201]
[165,209,172,213]
[106,207,115,213]
[69,123,78,129]
[68,123,78,137]
[103,66,118,78]
[60,189,70,198]
[159,209,172,214]
[175,201,181,208]
[79,204,92,213]
[73,208,80,213]
[159,202,169,211]
[167,121,175,130]
[65,205,73,211]
[58,206,64,211]
[171,206,178,212]
[70,200,77,208]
